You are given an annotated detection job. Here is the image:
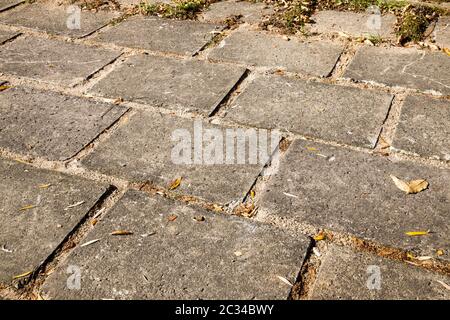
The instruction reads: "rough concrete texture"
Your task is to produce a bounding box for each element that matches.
[208,30,344,77]
[41,190,310,299]
[392,95,450,161]
[259,139,450,257]
[310,245,450,300]
[0,159,110,285]
[344,46,450,95]
[225,74,393,148]
[0,0,22,12]
[0,36,121,86]
[0,29,19,44]
[309,10,397,38]
[0,86,128,160]
[88,54,246,116]
[0,3,119,38]
[200,0,273,24]
[82,111,273,204]
[433,16,450,49]
[92,16,223,56]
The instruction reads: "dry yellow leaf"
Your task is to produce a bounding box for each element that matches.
[38,184,52,189]
[250,190,255,200]
[313,232,325,241]
[110,230,133,236]
[0,85,11,92]
[406,252,415,259]
[91,218,98,226]
[405,230,429,236]
[436,249,445,256]
[306,146,318,151]
[390,175,429,194]
[19,205,36,211]
[169,177,182,190]
[444,48,450,56]
[13,270,32,280]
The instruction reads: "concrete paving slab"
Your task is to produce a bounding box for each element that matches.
[82,111,274,204]
[92,16,223,55]
[0,0,23,12]
[433,16,450,49]
[208,30,344,77]
[0,36,121,86]
[344,46,450,95]
[0,85,128,160]
[0,159,110,285]
[0,29,19,44]
[392,95,450,161]
[199,0,273,24]
[310,245,450,299]
[41,190,310,299]
[225,74,393,148]
[0,3,119,38]
[88,54,246,116]
[309,10,397,39]
[259,139,450,258]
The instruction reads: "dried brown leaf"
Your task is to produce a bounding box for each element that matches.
[390,175,429,194]
[168,214,178,222]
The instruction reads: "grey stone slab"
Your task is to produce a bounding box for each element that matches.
[0,86,128,161]
[82,111,274,204]
[433,16,450,49]
[225,75,393,148]
[0,0,23,12]
[0,36,121,86]
[344,46,450,95]
[209,30,344,77]
[310,245,450,300]
[259,139,450,257]
[392,95,450,161]
[199,0,273,24]
[0,29,19,44]
[309,10,397,39]
[0,159,110,285]
[88,54,246,116]
[0,4,119,38]
[92,16,223,56]
[41,190,310,299]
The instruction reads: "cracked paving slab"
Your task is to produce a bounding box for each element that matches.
[392,95,450,161]
[92,16,223,56]
[208,30,344,77]
[0,85,128,161]
[0,29,19,44]
[224,74,393,148]
[0,36,121,86]
[41,190,310,299]
[82,111,276,204]
[0,0,23,12]
[310,245,450,300]
[0,159,111,285]
[259,139,450,259]
[344,46,450,95]
[88,54,246,116]
[0,3,120,38]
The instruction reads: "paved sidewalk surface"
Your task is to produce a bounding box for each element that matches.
[0,0,449,300]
